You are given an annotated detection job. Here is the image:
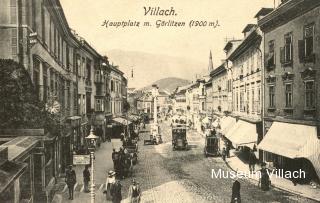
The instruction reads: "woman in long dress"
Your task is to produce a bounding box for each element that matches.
[104,171,116,200]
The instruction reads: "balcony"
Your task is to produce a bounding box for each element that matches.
[94,74,104,84]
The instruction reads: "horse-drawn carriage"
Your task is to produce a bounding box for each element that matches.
[123,137,138,164]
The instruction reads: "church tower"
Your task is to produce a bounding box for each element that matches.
[208,50,213,73]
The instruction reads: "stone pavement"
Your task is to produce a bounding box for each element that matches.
[52,140,117,203]
[225,149,320,202]
[195,130,320,202]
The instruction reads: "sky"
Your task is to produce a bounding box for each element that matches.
[60,0,277,81]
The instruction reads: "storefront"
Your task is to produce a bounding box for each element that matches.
[258,122,320,182]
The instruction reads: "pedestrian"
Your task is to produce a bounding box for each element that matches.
[104,171,116,200]
[258,162,271,191]
[248,150,256,173]
[83,165,90,193]
[65,165,76,200]
[110,179,122,203]
[231,177,241,203]
[128,179,141,203]
[222,147,227,161]
[226,142,230,158]
[112,149,118,169]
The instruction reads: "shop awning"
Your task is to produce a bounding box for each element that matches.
[219,116,236,135]
[258,122,317,159]
[258,122,320,179]
[112,117,132,125]
[227,120,257,148]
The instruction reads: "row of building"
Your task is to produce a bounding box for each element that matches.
[0,0,127,202]
[172,0,320,183]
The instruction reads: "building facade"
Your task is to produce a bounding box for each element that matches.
[0,0,127,201]
[258,0,320,181]
[210,63,228,116]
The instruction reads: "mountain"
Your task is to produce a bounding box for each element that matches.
[140,77,191,93]
[106,49,207,89]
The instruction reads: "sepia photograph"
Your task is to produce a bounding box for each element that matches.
[0,0,320,202]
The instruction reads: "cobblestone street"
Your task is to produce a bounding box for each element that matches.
[53,121,318,203]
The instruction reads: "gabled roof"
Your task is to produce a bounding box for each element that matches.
[210,63,227,78]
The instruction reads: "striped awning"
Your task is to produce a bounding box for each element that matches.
[226,120,257,148]
[258,122,320,179]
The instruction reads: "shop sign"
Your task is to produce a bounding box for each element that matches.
[73,154,90,165]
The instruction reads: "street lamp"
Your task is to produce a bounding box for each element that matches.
[85,127,99,203]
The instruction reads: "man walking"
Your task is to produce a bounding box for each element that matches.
[65,165,77,200]
[231,177,241,203]
[112,149,118,170]
[248,150,256,173]
[226,142,230,158]
[222,147,227,162]
[83,165,90,193]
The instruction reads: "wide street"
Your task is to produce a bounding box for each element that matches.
[54,120,317,203]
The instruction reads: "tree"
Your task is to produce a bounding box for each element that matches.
[0,59,59,134]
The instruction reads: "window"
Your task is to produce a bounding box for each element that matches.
[251,88,255,113]
[246,88,249,113]
[86,59,91,80]
[269,85,275,108]
[267,40,275,68]
[257,86,261,114]
[305,81,315,109]
[11,28,17,57]
[66,46,70,70]
[285,83,292,108]
[95,99,104,112]
[240,88,244,112]
[10,0,17,24]
[251,52,254,73]
[53,28,56,55]
[111,80,114,92]
[304,24,314,58]
[41,3,45,42]
[32,0,36,30]
[283,33,292,63]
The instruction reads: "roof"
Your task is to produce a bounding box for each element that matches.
[223,40,242,52]
[254,8,274,18]
[227,29,262,61]
[258,0,320,32]
[210,63,227,78]
[242,24,256,33]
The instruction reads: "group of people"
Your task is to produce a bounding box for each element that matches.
[104,170,141,203]
[112,147,133,179]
